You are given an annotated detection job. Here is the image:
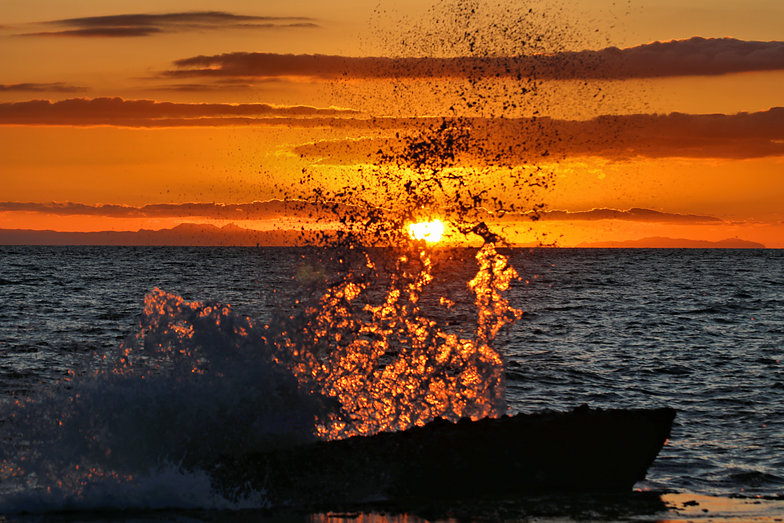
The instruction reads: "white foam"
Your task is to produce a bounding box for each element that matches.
[0,288,322,512]
[0,465,267,514]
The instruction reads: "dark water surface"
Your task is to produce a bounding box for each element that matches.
[1,246,783,518]
[504,248,784,499]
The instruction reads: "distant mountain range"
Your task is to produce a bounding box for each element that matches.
[0,223,309,246]
[0,224,767,248]
[577,237,765,248]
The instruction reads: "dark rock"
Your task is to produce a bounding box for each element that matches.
[211,405,676,507]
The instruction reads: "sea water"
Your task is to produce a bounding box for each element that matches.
[0,246,782,517]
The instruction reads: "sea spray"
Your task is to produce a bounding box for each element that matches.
[0,288,325,511]
[0,242,521,511]
[0,0,573,511]
[271,245,521,439]
[0,465,267,514]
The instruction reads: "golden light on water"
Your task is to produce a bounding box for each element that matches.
[408,220,445,243]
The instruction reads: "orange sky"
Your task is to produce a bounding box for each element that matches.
[1,0,782,247]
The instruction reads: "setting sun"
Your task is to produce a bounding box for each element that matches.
[408,219,445,243]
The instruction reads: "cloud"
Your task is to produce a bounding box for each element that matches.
[0,97,358,126]
[144,78,284,93]
[0,82,86,93]
[3,98,781,160]
[167,38,784,80]
[0,201,723,225]
[523,208,721,223]
[144,83,255,93]
[19,11,318,38]
[293,108,784,161]
[0,200,351,221]
[553,37,784,79]
[23,27,163,38]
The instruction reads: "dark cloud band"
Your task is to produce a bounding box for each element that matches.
[18,11,318,38]
[0,83,86,92]
[291,108,784,161]
[22,27,161,37]
[0,98,358,126]
[167,38,784,80]
[513,208,721,223]
[49,12,314,27]
[1,99,780,160]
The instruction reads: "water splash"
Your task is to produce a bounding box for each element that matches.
[0,287,325,510]
[0,240,521,511]
[0,0,558,512]
[272,244,521,440]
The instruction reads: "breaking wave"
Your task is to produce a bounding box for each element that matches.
[0,245,520,512]
[0,0,564,511]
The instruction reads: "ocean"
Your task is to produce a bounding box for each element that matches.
[1,246,782,521]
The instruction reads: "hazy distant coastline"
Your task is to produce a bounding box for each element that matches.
[0,223,305,247]
[577,236,766,249]
[0,224,767,248]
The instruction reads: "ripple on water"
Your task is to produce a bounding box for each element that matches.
[0,247,783,499]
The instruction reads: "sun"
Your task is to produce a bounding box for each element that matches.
[408,219,445,243]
